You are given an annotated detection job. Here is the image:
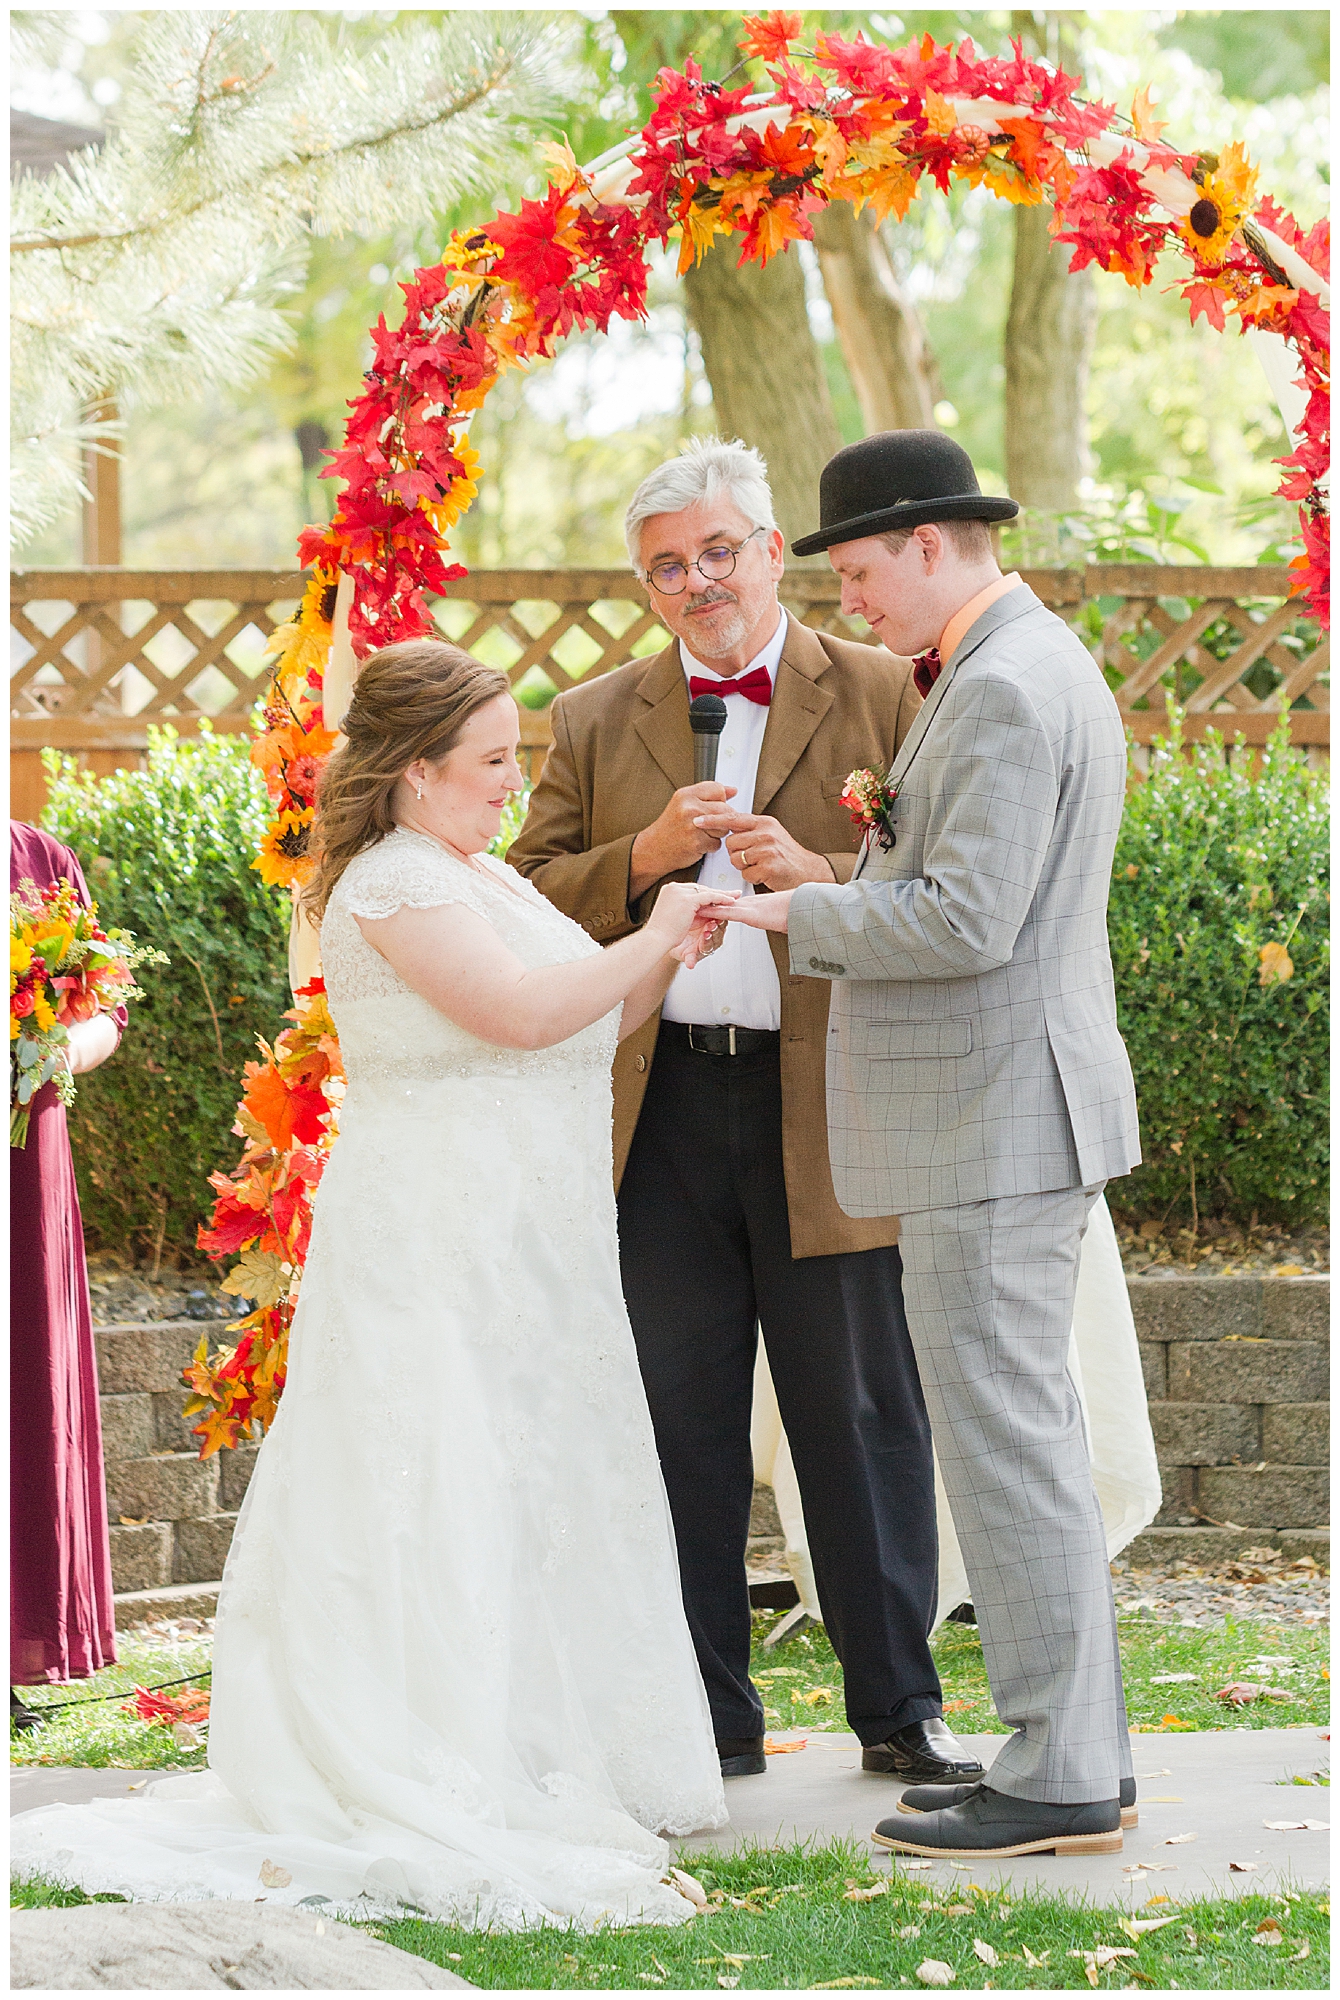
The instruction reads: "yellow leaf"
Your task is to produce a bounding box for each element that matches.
[1131,85,1168,144]
[259,1858,292,1888]
[1258,941,1294,985]
[843,1880,890,1902]
[1118,1915,1180,1938]
[219,1246,289,1311]
[922,91,958,136]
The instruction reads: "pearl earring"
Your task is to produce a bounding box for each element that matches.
[415,780,424,801]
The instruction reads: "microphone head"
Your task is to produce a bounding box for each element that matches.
[688,692,728,736]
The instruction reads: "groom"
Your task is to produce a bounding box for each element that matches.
[720,430,1142,1858]
[510,437,983,1790]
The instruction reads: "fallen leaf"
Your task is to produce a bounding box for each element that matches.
[942,1699,972,1712]
[914,1963,954,1989]
[843,1880,890,1901]
[1163,1833,1197,1845]
[810,1982,880,1991]
[1082,1969,1098,1990]
[1069,1948,1136,1966]
[1144,1894,1174,1905]
[717,1978,738,1990]
[1122,1868,1148,1882]
[1229,1860,1259,1872]
[1291,1941,1311,1961]
[972,1939,998,1967]
[764,1734,808,1754]
[1252,1918,1284,1948]
[259,1859,291,1888]
[901,1859,934,1872]
[668,1867,707,1909]
[1134,1770,1172,1779]
[1263,1818,1329,1831]
[1020,1944,1048,1967]
[1118,1915,1179,1938]
[1150,1674,1199,1685]
[942,1904,973,1916]
[1258,940,1294,985]
[899,1925,922,1939]
[171,1721,201,1748]
[118,1515,149,1527]
[803,1686,835,1706]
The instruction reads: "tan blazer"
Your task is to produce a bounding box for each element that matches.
[506,615,921,1258]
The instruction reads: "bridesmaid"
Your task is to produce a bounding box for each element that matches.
[11,822,125,1728]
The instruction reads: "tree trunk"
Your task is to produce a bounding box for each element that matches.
[1004,12,1096,512]
[683,243,842,557]
[813,203,941,433]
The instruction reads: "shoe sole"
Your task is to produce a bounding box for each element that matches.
[895,1798,1138,1829]
[720,1758,767,1778]
[862,1758,986,1779]
[872,1826,1123,1858]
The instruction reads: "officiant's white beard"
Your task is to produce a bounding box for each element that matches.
[681,588,750,659]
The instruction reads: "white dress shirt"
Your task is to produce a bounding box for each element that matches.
[660,613,789,1031]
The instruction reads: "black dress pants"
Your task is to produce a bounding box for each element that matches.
[617,1027,943,1746]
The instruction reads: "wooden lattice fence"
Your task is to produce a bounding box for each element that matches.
[11,563,1327,819]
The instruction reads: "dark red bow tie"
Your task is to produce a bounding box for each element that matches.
[912,648,942,698]
[689,667,772,707]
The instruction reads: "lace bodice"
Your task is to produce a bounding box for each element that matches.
[321,828,618,1086]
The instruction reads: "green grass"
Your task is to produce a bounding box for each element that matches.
[12,1845,1327,1988]
[364,1843,1332,1990]
[753,1612,1330,1740]
[9,1639,211,1771]
[10,1615,1327,1775]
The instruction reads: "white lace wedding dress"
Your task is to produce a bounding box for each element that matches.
[11,829,726,1928]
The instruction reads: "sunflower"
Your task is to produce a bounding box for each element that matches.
[1178,140,1258,266]
[252,807,315,888]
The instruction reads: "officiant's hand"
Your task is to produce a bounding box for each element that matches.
[629,783,738,900]
[689,809,836,891]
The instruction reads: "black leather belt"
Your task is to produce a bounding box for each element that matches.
[660,1022,780,1058]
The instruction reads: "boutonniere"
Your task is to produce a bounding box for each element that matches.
[840,767,898,851]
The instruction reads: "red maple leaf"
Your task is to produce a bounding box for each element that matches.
[1182,280,1228,332]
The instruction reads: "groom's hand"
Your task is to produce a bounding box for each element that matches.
[629,782,737,901]
[691,809,837,892]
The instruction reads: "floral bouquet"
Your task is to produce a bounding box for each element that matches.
[840,767,899,852]
[10,876,166,1147]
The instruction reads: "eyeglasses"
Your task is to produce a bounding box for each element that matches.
[644,527,766,596]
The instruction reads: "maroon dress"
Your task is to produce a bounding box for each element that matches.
[11,822,120,1685]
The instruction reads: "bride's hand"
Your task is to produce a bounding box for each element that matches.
[696,889,793,934]
[645,882,737,957]
[672,914,727,969]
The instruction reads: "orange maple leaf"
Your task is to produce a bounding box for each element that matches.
[746,199,810,266]
[1131,85,1167,145]
[739,11,802,63]
[997,117,1055,183]
[242,1062,329,1151]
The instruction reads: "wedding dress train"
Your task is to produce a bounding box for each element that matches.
[11,830,725,1928]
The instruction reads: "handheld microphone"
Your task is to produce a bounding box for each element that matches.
[688,692,728,784]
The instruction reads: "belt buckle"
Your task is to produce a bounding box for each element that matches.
[728,1025,737,1056]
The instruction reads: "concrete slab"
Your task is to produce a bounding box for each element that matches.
[13,1735,1329,1910]
[681,1730,1331,1902]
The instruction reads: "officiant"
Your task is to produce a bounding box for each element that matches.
[508,438,981,1788]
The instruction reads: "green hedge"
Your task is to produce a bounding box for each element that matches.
[1109,716,1329,1225]
[41,727,292,1264]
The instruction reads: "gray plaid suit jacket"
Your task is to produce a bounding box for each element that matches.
[788,584,1141,1216]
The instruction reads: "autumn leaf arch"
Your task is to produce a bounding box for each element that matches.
[183,16,1330,1452]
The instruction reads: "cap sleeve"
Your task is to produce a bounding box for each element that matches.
[336,835,484,922]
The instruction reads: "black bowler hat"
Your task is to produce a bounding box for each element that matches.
[791,429,1019,557]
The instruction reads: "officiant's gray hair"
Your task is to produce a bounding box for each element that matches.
[624,437,777,572]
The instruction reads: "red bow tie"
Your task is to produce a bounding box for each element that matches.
[689,667,772,707]
[912,649,942,698]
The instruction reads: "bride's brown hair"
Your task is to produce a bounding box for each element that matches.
[303,639,510,921]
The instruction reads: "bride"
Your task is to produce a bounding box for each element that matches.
[11,640,731,1929]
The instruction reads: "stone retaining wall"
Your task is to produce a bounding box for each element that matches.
[97,1274,1329,1620]
[1125,1273,1329,1567]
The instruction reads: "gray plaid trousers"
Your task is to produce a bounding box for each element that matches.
[897,1185,1133,1803]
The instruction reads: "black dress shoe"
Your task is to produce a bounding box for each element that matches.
[861,1717,985,1781]
[873,1784,1123,1858]
[898,1774,1138,1828]
[10,1689,44,1735]
[717,1735,767,1777]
